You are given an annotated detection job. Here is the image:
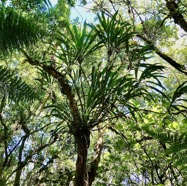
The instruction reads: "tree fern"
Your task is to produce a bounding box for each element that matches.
[0,6,46,58]
[142,126,187,170]
[0,66,37,102]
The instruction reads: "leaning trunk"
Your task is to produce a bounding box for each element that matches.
[74,129,90,186]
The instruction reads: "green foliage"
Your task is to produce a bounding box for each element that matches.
[0,66,37,102]
[169,81,187,115]
[0,6,45,58]
[10,0,52,11]
[1,1,187,185]
[56,22,102,65]
[85,64,137,125]
[142,126,187,172]
[89,11,134,56]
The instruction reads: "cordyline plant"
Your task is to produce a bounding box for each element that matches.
[21,12,166,186]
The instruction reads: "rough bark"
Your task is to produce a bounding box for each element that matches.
[88,131,104,186]
[165,0,187,33]
[74,128,90,186]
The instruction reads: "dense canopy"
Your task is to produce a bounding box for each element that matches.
[0,0,187,185]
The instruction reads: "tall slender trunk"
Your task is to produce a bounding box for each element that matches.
[14,168,22,186]
[74,128,90,186]
[0,168,6,186]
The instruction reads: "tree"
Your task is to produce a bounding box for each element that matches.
[1,0,187,185]
[88,0,187,75]
[21,12,170,185]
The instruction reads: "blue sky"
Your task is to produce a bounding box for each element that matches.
[50,0,58,6]
[50,0,95,22]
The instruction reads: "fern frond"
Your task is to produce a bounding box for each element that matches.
[166,143,187,154]
[0,6,46,58]
[143,127,187,170]
[0,66,37,102]
[172,151,187,166]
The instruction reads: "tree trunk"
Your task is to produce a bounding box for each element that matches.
[74,128,90,186]
[166,0,187,33]
[14,167,22,186]
[88,131,104,186]
[0,169,6,186]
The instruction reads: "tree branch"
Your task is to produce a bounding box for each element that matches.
[137,34,187,75]
[165,0,187,33]
[21,50,82,131]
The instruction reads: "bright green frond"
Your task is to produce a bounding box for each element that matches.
[56,23,102,65]
[0,6,45,58]
[0,66,37,102]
